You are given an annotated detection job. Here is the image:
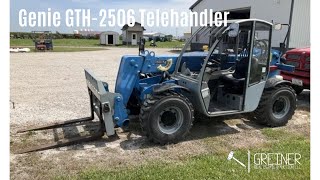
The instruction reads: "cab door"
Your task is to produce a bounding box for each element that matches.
[244,21,272,112]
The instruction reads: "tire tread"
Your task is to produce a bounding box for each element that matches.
[253,84,297,127]
[139,91,194,144]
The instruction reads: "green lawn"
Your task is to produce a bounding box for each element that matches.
[10,39,101,47]
[59,129,310,180]
[33,47,107,52]
[10,39,109,52]
[10,39,185,49]
[144,41,185,48]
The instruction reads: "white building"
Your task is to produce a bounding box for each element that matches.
[189,0,310,49]
[144,32,166,38]
[183,32,192,41]
[100,31,120,45]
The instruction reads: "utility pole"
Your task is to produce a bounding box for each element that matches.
[176,28,178,39]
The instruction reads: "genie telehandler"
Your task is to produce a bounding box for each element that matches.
[17,19,296,153]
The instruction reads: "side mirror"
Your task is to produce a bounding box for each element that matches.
[274,23,282,30]
[228,23,240,37]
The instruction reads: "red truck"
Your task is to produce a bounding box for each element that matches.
[281,47,310,94]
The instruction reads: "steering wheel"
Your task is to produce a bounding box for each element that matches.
[255,39,269,58]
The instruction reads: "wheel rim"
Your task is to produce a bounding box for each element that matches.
[157,106,184,135]
[272,96,290,119]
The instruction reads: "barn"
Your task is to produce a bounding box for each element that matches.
[190,0,310,50]
[100,31,120,45]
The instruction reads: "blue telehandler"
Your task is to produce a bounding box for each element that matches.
[17,19,296,153]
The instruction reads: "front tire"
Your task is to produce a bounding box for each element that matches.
[139,92,194,144]
[253,85,296,127]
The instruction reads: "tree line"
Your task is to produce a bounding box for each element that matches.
[10,32,101,39]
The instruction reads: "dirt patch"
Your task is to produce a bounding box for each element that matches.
[11,108,310,180]
[10,49,310,179]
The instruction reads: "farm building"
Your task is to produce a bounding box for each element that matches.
[74,30,102,37]
[144,32,166,38]
[144,32,167,41]
[121,22,145,45]
[100,31,120,45]
[183,32,192,41]
[189,0,310,50]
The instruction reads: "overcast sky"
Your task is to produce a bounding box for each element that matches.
[11,0,196,36]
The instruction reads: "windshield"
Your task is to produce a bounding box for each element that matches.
[175,25,228,79]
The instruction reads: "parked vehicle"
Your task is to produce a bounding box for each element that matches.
[32,31,53,51]
[281,47,310,94]
[150,39,157,47]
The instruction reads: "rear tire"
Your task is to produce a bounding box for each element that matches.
[253,85,296,127]
[139,91,194,144]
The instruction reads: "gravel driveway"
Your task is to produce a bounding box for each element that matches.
[10,48,176,127]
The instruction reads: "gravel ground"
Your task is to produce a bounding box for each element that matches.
[10,48,310,180]
[10,48,176,127]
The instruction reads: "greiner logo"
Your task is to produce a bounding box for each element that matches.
[254,153,301,169]
[227,151,302,173]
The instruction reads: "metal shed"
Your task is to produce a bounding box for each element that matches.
[189,0,310,50]
[100,31,120,45]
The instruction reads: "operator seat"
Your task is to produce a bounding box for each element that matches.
[220,57,259,94]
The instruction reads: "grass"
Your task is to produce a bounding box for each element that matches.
[10,39,185,49]
[58,129,310,180]
[10,39,101,47]
[11,46,108,52]
[33,47,107,52]
[260,128,301,141]
[144,41,185,48]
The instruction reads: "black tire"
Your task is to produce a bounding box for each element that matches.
[292,85,304,95]
[253,85,296,127]
[139,91,194,144]
[194,111,208,122]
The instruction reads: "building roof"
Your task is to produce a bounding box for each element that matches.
[144,32,166,37]
[100,31,120,35]
[121,22,146,31]
[189,0,203,10]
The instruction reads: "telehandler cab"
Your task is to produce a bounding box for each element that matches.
[17,19,296,153]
